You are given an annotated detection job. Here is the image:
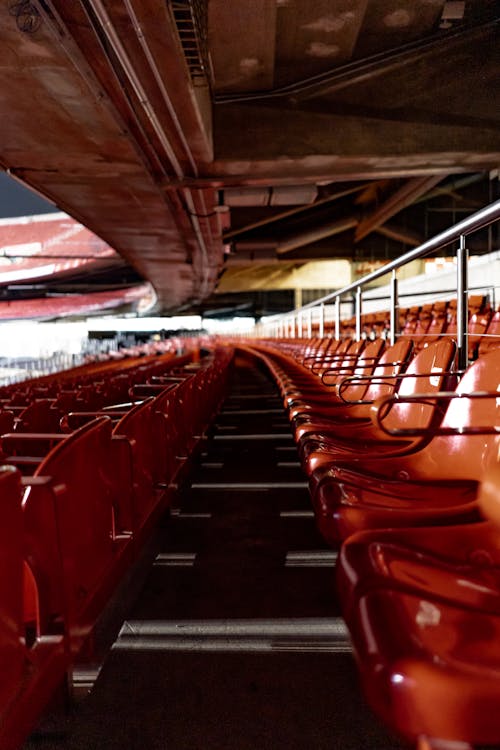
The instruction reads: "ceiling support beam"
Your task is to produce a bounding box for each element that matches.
[374,223,424,247]
[354,176,444,242]
[224,184,366,241]
[276,216,358,255]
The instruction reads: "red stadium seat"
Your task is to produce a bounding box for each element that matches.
[112,397,168,544]
[311,346,500,542]
[290,338,412,437]
[337,465,500,746]
[478,309,500,356]
[0,465,67,750]
[286,338,382,413]
[22,418,133,656]
[302,338,456,478]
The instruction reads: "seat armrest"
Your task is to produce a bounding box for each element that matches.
[372,390,500,436]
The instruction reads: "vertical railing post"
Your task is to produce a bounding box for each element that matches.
[335,297,341,340]
[297,310,303,338]
[355,286,362,341]
[390,270,398,346]
[307,308,312,338]
[291,315,296,338]
[319,303,325,338]
[457,234,469,370]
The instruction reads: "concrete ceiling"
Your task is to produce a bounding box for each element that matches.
[0,0,498,315]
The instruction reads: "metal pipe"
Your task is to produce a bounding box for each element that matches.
[87,0,184,177]
[122,0,198,174]
[390,270,398,346]
[355,286,362,341]
[456,234,469,370]
[86,0,211,294]
[122,0,212,295]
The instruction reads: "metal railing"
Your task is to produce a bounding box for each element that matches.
[257,198,500,370]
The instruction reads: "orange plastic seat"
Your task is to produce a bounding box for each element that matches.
[414,300,448,350]
[286,339,381,415]
[347,588,500,746]
[302,339,456,477]
[408,303,433,349]
[290,338,411,436]
[373,310,389,338]
[467,309,492,359]
[400,305,420,338]
[337,466,500,747]
[468,293,486,316]
[297,338,351,380]
[310,346,500,542]
[478,309,500,356]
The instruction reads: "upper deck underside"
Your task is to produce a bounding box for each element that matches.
[0,0,499,313]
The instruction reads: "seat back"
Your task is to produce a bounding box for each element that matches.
[113,398,163,536]
[468,293,486,316]
[307,337,342,369]
[416,301,448,349]
[321,339,366,382]
[467,311,492,359]
[0,467,24,710]
[400,306,420,337]
[478,310,500,356]
[23,418,132,649]
[382,348,500,482]
[323,339,384,391]
[380,339,456,432]
[410,304,433,348]
[311,337,352,374]
[16,399,63,433]
[431,347,500,479]
[361,339,414,402]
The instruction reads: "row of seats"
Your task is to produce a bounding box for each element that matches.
[0,343,232,750]
[243,334,500,748]
[303,295,499,360]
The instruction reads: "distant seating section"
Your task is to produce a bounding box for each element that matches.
[0,339,232,750]
[242,300,500,749]
[326,294,495,360]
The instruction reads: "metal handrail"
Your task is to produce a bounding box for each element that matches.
[260,197,500,366]
[268,198,500,318]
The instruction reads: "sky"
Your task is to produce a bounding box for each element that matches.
[0,171,58,218]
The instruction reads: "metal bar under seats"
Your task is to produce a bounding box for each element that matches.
[285,551,339,567]
[115,617,351,653]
